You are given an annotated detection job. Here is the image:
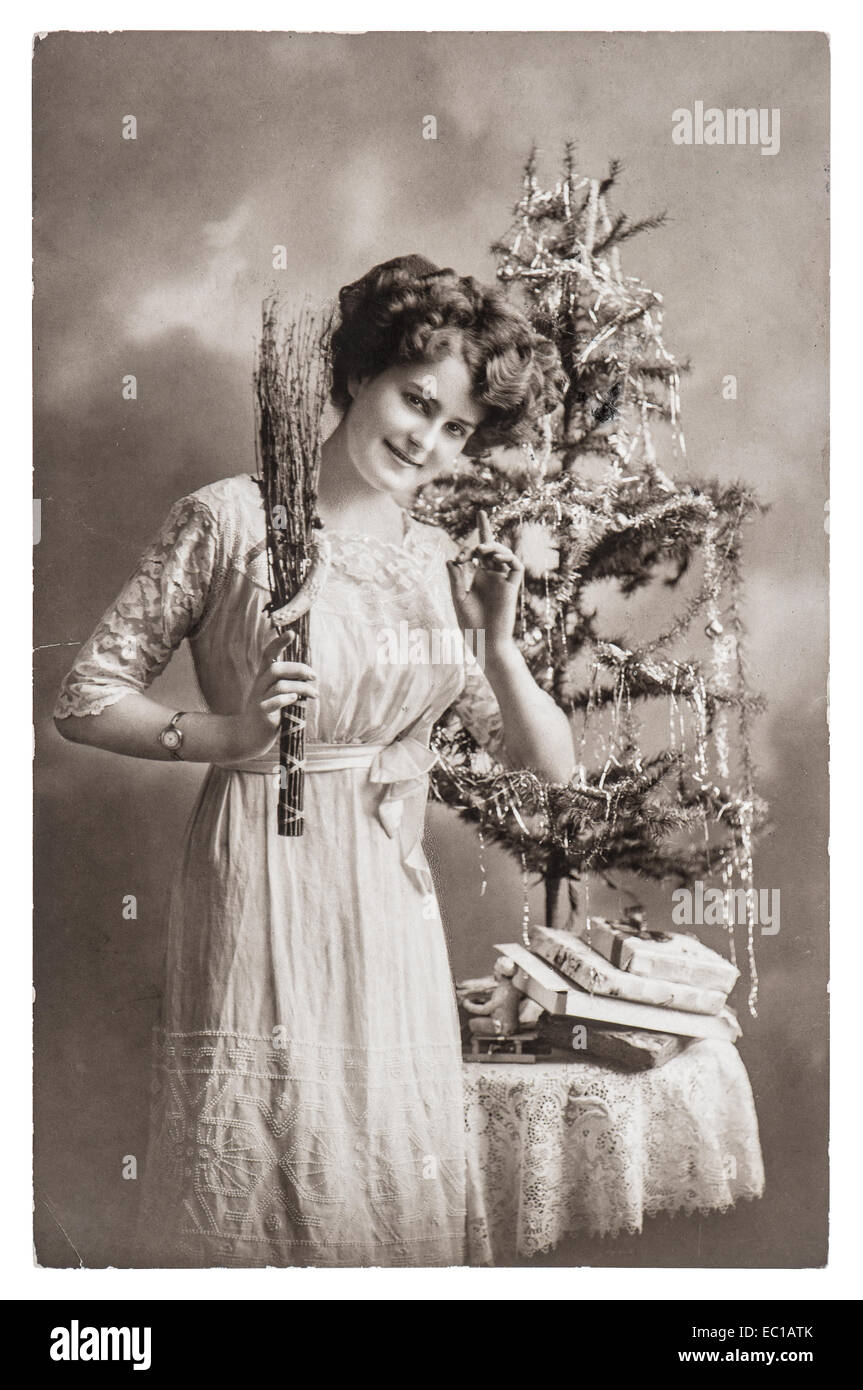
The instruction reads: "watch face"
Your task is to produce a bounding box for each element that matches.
[162,729,181,750]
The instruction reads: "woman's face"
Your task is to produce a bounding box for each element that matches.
[344,353,485,494]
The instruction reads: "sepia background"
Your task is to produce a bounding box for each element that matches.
[33,30,828,1267]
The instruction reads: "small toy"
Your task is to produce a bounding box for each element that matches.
[460,957,549,1063]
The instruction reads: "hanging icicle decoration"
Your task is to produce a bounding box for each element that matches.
[691,670,710,784]
[583,873,592,952]
[701,784,714,879]
[578,658,600,769]
[520,850,531,947]
[677,674,689,760]
[738,801,759,1017]
[623,673,641,769]
[690,667,714,859]
[543,571,554,682]
[721,857,737,968]
[671,369,687,459]
[477,826,488,898]
[668,663,680,755]
[704,520,732,782]
[746,916,759,1018]
[610,663,628,762]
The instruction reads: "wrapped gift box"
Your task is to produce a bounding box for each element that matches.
[577,916,740,993]
[528,924,728,1016]
[494,942,741,1040]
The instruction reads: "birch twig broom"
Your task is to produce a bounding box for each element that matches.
[254,298,334,836]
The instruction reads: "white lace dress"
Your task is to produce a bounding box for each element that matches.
[54,472,507,1268]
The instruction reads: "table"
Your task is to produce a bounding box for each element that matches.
[463,1039,764,1265]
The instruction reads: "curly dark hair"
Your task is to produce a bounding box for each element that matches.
[330,254,565,454]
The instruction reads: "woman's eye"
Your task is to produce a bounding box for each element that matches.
[446,422,467,437]
[405,393,427,410]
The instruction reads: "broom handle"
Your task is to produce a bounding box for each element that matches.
[277,608,309,837]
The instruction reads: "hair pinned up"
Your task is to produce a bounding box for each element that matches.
[330,254,564,454]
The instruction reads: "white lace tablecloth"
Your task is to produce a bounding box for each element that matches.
[463,1039,764,1264]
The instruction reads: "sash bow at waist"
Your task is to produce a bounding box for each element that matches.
[217,738,439,896]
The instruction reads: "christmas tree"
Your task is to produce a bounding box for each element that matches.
[414,145,768,1014]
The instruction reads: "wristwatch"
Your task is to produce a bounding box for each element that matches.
[158,711,187,760]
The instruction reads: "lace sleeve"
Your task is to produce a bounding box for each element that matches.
[429,528,509,763]
[451,655,508,765]
[53,494,223,720]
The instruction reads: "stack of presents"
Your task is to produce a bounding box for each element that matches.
[457,910,740,1072]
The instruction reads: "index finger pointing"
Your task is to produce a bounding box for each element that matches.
[477,508,494,543]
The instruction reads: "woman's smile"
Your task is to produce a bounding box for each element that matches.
[384,439,425,469]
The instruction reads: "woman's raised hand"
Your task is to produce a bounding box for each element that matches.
[228,629,320,761]
[446,508,523,653]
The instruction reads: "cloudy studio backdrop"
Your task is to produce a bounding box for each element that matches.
[33,30,828,1267]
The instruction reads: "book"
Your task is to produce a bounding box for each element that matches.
[528,924,728,1016]
[576,916,740,993]
[537,1014,686,1070]
[495,942,741,1042]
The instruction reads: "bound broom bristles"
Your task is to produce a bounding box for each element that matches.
[253,297,334,836]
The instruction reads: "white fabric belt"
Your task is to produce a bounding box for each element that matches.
[217,742,389,776]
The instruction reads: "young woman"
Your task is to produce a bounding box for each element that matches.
[53,254,574,1267]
